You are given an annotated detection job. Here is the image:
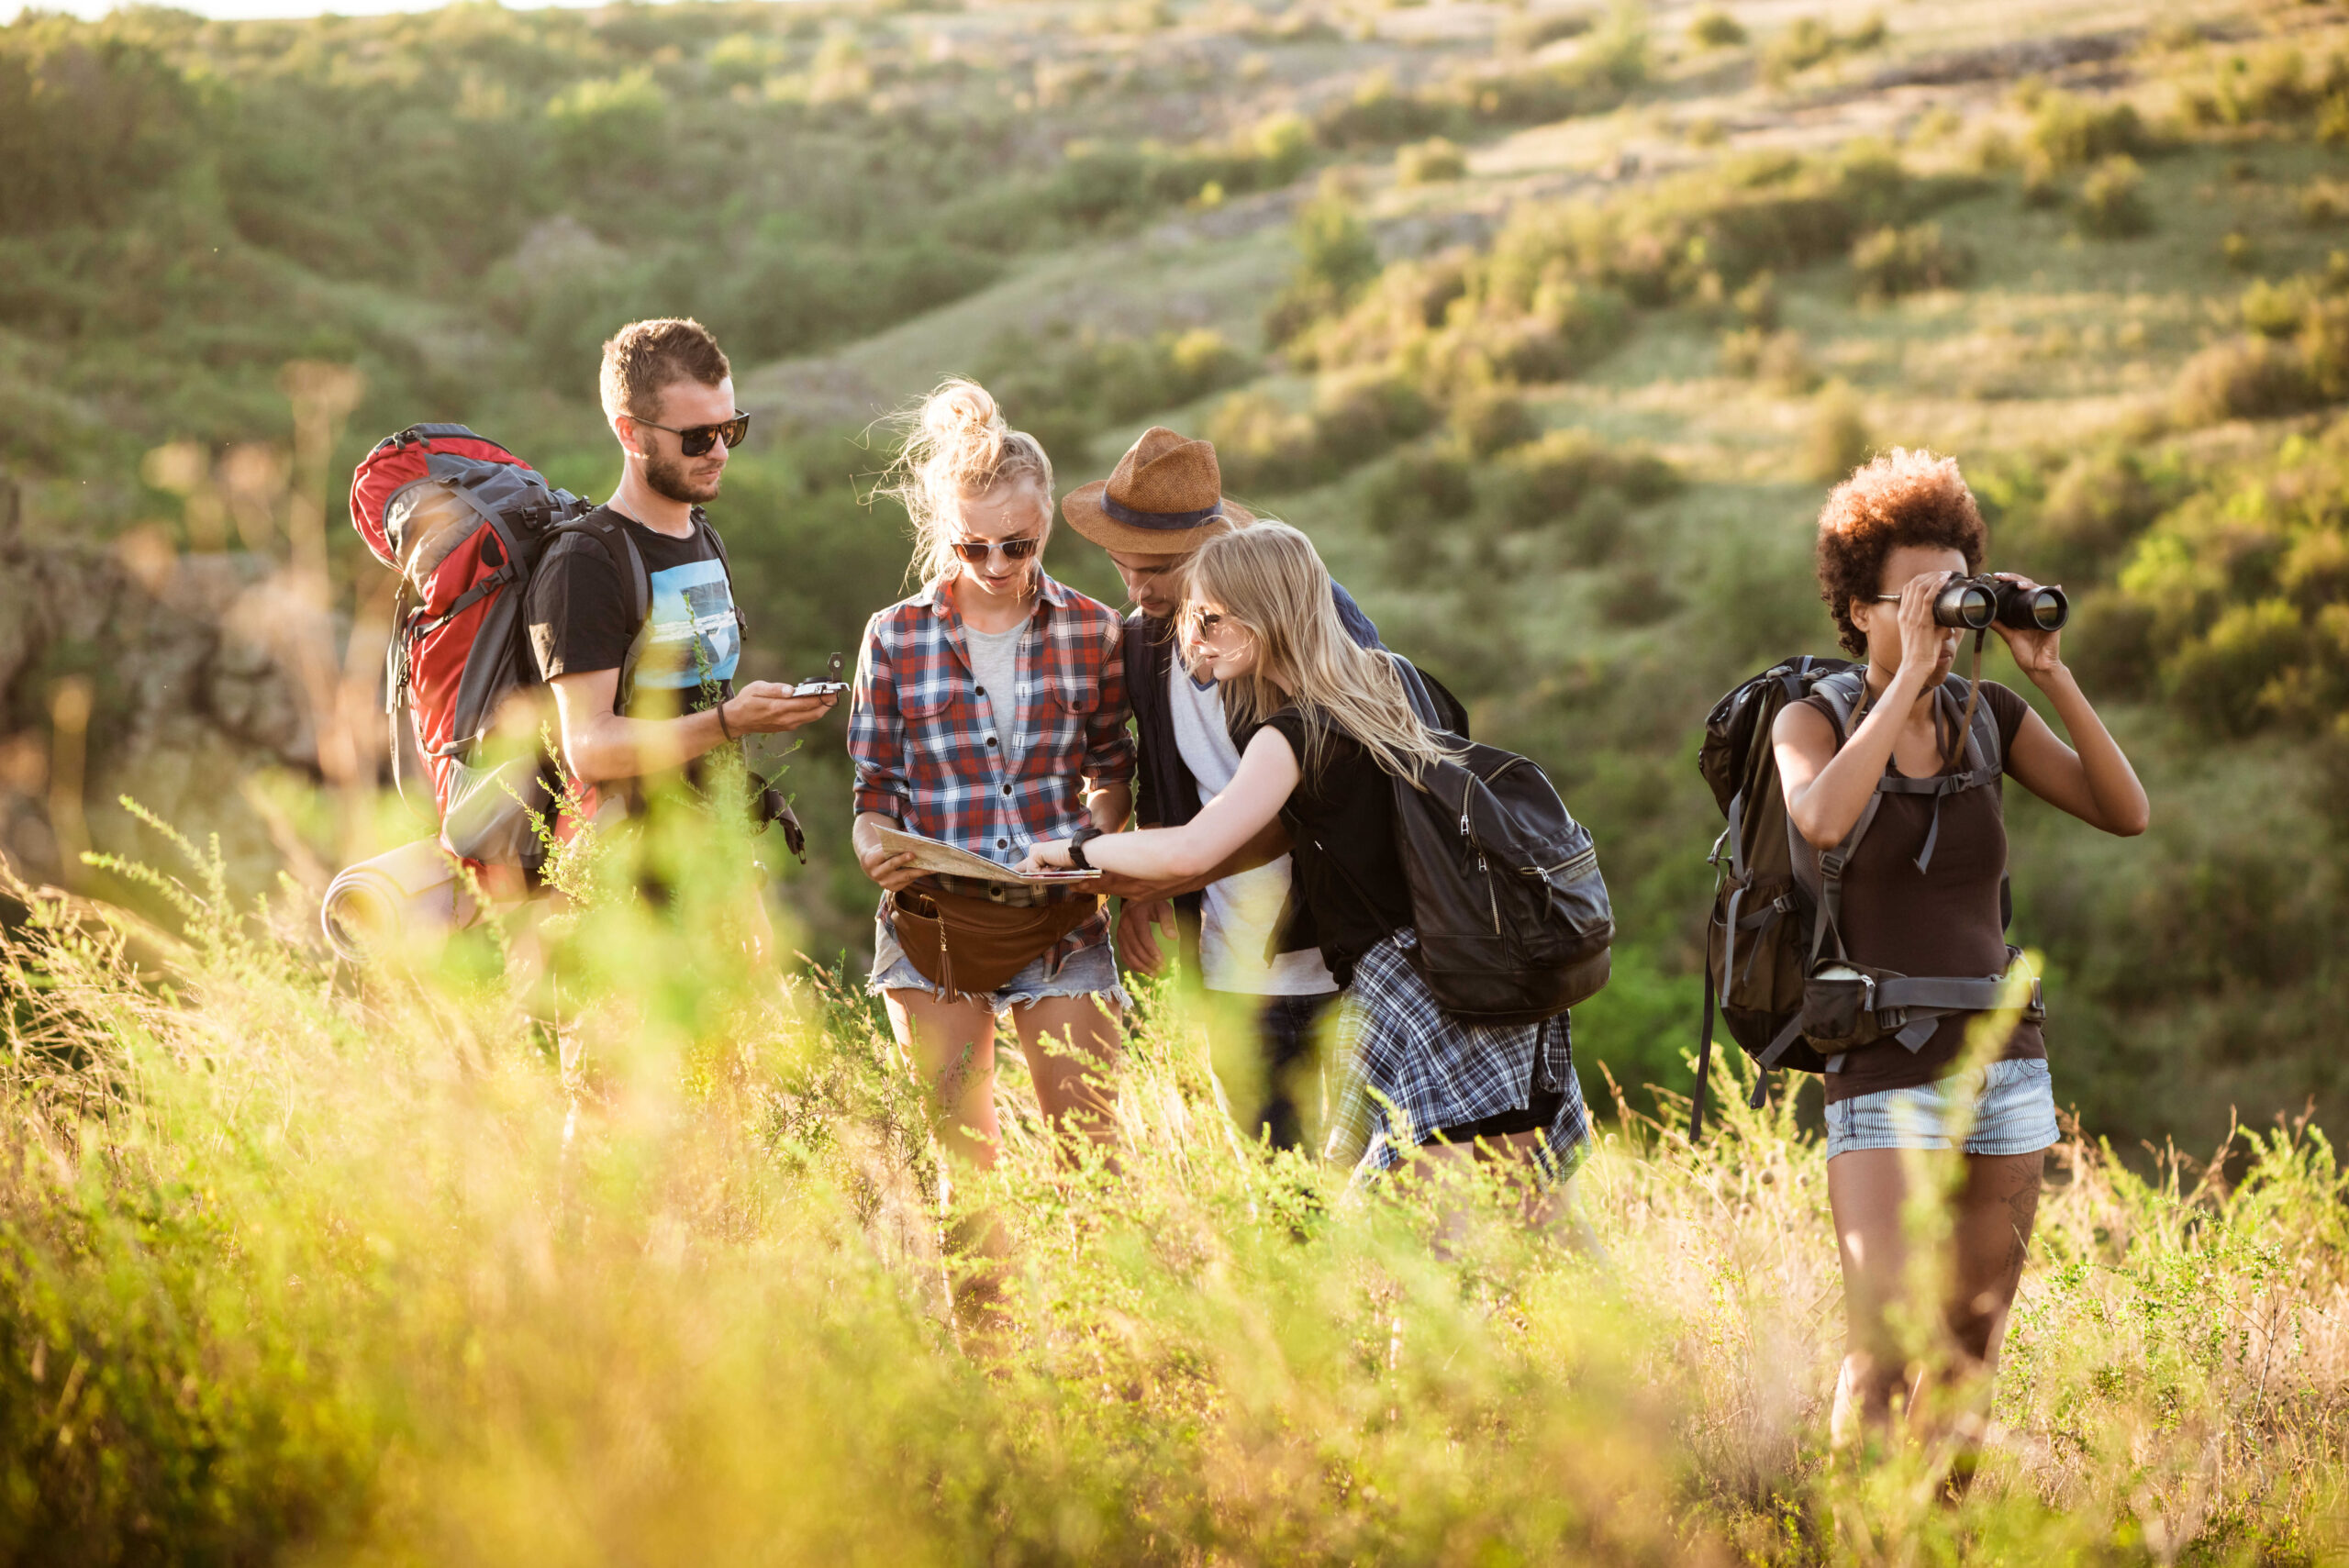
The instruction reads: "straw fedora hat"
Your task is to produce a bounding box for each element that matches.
[1062,426,1254,554]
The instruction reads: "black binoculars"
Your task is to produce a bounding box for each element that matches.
[1930,574,2069,631]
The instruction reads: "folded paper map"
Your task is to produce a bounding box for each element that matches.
[873,825,1101,884]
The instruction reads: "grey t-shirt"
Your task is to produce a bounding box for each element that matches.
[963,620,1026,761]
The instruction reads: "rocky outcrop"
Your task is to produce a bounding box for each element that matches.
[0,474,323,894]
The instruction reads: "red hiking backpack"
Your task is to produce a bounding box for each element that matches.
[351,424,644,876]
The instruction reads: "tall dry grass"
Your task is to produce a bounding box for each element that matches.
[0,806,2343,1564]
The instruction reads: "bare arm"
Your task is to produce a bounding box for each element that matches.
[1777,570,1950,847]
[1019,726,1303,881]
[548,668,836,788]
[1110,816,1291,977]
[1987,574,2149,836]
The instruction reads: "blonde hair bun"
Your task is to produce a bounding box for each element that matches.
[879,377,1056,585]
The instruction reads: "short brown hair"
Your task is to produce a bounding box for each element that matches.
[1814,448,1987,656]
[599,318,730,422]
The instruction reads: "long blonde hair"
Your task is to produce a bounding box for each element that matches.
[875,378,1055,587]
[1186,521,1458,784]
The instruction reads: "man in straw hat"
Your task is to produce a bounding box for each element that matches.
[1063,425,1458,1151]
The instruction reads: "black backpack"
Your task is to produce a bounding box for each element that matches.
[1382,665,1615,1024]
[1691,658,2041,1139]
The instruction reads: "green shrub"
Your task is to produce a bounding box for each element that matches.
[977,325,1254,458]
[1363,447,1475,535]
[1264,176,1382,347]
[1850,221,1975,299]
[1449,384,1537,457]
[1687,8,1747,50]
[1312,70,1452,149]
[1718,327,1816,392]
[1760,13,1883,86]
[2170,337,2318,426]
[1490,427,1681,551]
[0,25,210,230]
[2024,91,2150,170]
[2305,178,2349,228]
[2075,155,2152,239]
[1396,137,1467,185]
[2171,41,2349,128]
[1312,369,1436,469]
[1208,372,1436,494]
[1805,382,1873,483]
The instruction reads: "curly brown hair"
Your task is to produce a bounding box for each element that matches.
[1814,448,1987,656]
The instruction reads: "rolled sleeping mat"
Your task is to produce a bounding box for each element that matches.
[321,838,479,963]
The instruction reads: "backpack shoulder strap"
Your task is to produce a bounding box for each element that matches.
[549,511,650,627]
[1809,668,1869,745]
[545,512,652,710]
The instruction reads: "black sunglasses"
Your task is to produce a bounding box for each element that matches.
[633,410,751,457]
[950,536,1042,564]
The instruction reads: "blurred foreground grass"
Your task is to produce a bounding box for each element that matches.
[1,808,2343,1565]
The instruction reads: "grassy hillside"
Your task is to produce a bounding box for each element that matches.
[4,0,2349,1557]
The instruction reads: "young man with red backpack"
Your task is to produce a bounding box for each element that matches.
[529,318,835,825]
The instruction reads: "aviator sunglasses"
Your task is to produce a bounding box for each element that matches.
[950,536,1043,564]
[633,410,751,457]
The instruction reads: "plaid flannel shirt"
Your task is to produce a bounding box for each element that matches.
[1327,929,1589,1182]
[850,573,1135,872]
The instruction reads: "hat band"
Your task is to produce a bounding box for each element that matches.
[1099,492,1224,531]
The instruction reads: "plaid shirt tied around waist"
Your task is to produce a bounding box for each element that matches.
[1328,929,1590,1181]
[850,573,1135,877]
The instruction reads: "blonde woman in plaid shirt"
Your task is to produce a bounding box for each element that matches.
[848,381,1138,1176]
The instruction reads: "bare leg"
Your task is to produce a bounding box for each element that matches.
[1940,1149,2044,1475]
[884,987,1005,1168]
[884,987,1013,1345]
[1009,991,1124,1166]
[1828,1147,1925,1446]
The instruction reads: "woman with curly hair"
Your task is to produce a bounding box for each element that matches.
[1774,449,2147,1451]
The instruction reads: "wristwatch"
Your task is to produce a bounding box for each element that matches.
[1066,825,1106,870]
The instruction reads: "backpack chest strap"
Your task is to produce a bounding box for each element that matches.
[1875,761,2001,873]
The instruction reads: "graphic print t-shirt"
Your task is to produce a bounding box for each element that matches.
[528,506,740,717]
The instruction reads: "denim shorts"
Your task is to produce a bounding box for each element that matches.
[868,910,1131,1016]
[1824,1058,2060,1160]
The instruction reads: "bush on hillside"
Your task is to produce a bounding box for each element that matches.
[1449,384,1537,457]
[2170,40,2349,128]
[1850,221,1975,298]
[1489,427,1682,559]
[1805,382,1873,483]
[0,26,210,230]
[1687,8,1746,50]
[1208,371,1435,494]
[1396,137,1467,185]
[1718,327,1817,392]
[2076,155,2153,238]
[977,326,1253,459]
[2301,177,2349,227]
[2104,418,2349,735]
[2171,337,2319,426]
[1264,176,1382,347]
[2024,91,2153,169]
[1362,447,1475,536]
[1760,13,1885,87]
